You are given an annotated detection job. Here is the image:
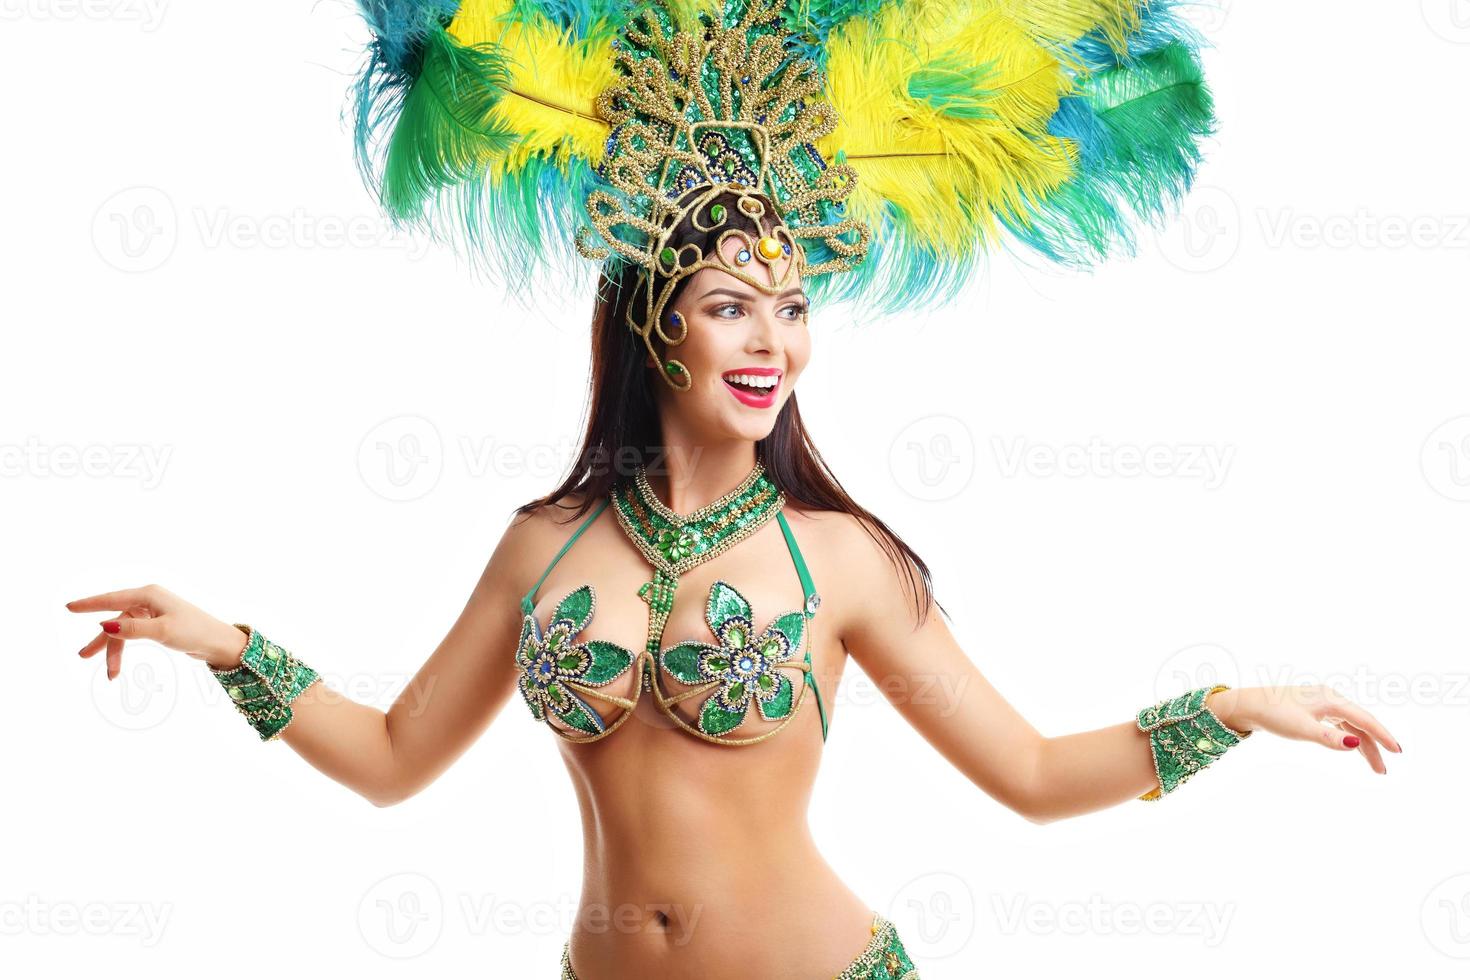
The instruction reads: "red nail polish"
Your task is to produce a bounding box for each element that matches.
[1343,735,1360,748]
[101,621,120,634]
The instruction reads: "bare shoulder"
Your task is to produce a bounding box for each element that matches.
[782,502,895,574]
[782,501,928,644]
[488,490,602,593]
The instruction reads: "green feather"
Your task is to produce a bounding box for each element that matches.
[378,27,520,222]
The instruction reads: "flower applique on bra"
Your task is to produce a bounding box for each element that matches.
[515,462,828,745]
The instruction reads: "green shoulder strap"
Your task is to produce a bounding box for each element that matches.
[776,511,828,741]
[520,497,610,615]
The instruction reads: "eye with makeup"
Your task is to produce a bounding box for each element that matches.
[708,300,809,320]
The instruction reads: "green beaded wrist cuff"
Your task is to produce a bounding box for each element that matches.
[209,624,320,742]
[1137,685,1251,801]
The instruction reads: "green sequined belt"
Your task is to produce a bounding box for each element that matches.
[559,910,919,979]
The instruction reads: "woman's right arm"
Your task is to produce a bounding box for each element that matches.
[68,510,547,807]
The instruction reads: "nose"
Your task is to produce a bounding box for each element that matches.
[747,305,783,355]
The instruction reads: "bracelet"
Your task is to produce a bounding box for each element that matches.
[1136,684,1251,801]
[209,623,320,741]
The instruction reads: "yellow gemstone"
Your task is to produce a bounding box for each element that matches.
[265,646,279,660]
[228,686,244,700]
[757,236,782,260]
[1195,737,1215,752]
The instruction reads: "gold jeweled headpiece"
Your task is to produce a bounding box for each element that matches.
[571,0,871,390]
[352,0,1220,389]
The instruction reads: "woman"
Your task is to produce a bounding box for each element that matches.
[65,2,1403,978]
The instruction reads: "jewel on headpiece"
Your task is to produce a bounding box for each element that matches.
[572,0,871,392]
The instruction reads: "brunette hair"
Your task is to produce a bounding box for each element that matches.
[514,188,942,627]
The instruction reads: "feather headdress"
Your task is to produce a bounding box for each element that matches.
[349,0,1214,328]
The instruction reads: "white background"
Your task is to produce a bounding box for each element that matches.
[3,1,1466,977]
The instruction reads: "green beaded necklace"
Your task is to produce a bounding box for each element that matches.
[610,461,786,690]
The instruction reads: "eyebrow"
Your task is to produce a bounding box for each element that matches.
[697,286,808,302]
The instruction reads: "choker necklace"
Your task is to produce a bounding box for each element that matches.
[611,460,785,664]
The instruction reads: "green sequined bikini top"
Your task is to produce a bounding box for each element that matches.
[515,461,828,746]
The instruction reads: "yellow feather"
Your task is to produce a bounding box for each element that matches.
[445,1,616,178]
[819,0,1085,254]
[990,0,1142,62]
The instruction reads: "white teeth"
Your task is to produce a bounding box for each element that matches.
[724,373,779,389]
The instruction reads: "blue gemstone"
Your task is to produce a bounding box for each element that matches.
[737,249,750,262]
[782,243,790,254]
[739,657,753,671]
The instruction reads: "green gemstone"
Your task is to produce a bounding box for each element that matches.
[729,682,745,702]
[710,203,725,221]
[729,626,745,647]
[228,686,244,701]
[710,657,729,671]
[665,362,683,376]
[558,654,581,670]
[762,639,779,656]
[659,246,676,265]
[548,632,562,650]
[758,674,774,690]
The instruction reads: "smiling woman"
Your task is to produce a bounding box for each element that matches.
[58,1,1409,979]
[516,181,936,634]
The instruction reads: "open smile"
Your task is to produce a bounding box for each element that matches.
[721,367,782,408]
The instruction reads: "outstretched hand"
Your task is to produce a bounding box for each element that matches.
[1214,685,1403,774]
[65,584,247,680]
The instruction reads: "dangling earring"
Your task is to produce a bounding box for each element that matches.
[662,309,691,391]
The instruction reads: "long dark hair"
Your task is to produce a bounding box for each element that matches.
[514,188,942,627]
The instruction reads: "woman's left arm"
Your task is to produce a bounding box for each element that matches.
[831,516,1403,825]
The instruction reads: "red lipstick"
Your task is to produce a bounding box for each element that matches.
[721,366,781,409]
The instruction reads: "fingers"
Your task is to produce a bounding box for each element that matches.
[94,611,165,681]
[64,585,159,614]
[106,631,123,681]
[1311,719,1360,751]
[1324,693,1402,753]
[78,631,108,659]
[1339,720,1388,775]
